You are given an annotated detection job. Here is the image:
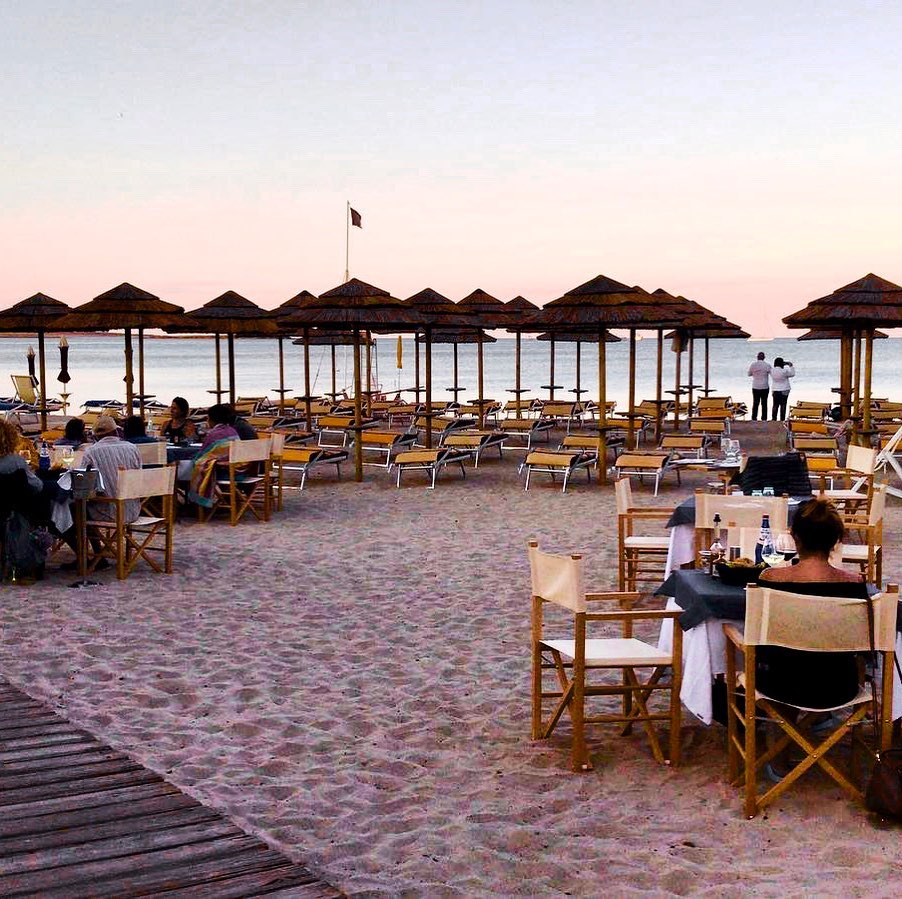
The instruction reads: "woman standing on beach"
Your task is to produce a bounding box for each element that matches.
[770,357,795,421]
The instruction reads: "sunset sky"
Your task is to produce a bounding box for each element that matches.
[3,2,902,335]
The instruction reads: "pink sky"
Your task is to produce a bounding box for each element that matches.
[3,3,902,335]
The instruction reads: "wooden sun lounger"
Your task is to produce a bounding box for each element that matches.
[498,417,555,450]
[394,447,473,488]
[614,452,673,496]
[440,429,508,467]
[520,449,595,493]
[355,429,419,468]
[317,414,378,446]
[280,445,349,489]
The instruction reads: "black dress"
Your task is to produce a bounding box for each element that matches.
[755,580,868,710]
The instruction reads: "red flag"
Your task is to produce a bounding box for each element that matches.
[350,207,362,228]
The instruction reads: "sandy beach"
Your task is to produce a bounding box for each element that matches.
[3,421,902,896]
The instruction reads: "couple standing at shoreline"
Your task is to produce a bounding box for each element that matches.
[748,352,795,421]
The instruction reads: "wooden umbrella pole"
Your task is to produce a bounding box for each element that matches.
[303,327,312,429]
[37,330,48,433]
[655,330,663,443]
[549,336,555,401]
[414,333,421,402]
[124,326,134,413]
[687,335,695,417]
[425,327,434,449]
[598,327,607,486]
[515,331,522,414]
[852,328,861,421]
[704,337,710,394]
[628,330,637,450]
[215,333,222,399]
[278,337,285,414]
[840,332,852,420]
[453,343,459,395]
[477,340,485,429]
[331,345,337,397]
[575,340,582,398]
[863,328,874,436]
[137,327,146,418]
[227,333,236,405]
[353,328,363,482]
[365,336,373,416]
[674,336,682,432]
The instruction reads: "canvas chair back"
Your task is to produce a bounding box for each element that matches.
[269,432,286,457]
[528,541,586,613]
[614,477,632,515]
[10,375,36,405]
[695,493,789,532]
[744,585,897,653]
[117,465,176,501]
[845,444,876,476]
[136,442,167,466]
[228,437,272,464]
[869,484,888,526]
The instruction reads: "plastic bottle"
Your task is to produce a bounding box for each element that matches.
[756,514,773,565]
[38,440,51,472]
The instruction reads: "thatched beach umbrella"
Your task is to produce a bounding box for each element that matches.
[505,296,541,414]
[54,283,183,415]
[537,330,620,401]
[458,289,519,427]
[529,276,684,474]
[784,274,902,432]
[405,289,474,447]
[282,278,425,481]
[0,292,71,430]
[175,291,279,406]
[798,328,888,341]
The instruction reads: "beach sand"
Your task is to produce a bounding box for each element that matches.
[2,421,901,896]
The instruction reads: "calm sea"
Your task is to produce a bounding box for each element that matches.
[1,334,899,413]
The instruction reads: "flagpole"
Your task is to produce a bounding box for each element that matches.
[345,201,350,282]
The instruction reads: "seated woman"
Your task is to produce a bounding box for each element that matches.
[122,415,158,444]
[0,419,42,494]
[757,497,866,711]
[200,403,239,450]
[161,397,197,444]
[54,418,87,447]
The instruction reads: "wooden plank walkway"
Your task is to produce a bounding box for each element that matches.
[0,678,342,898]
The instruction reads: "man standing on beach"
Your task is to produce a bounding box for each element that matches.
[748,352,772,421]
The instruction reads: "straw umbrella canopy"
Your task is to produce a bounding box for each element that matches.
[505,296,541,414]
[527,275,684,473]
[0,292,71,430]
[173,291,279,406]
[54,283,183,416]
[537,330,620,403]
[292,329,373,401]
[783,274,902,431]
[798,328,887,340]
[404,289,475,447]
[281,278,425,481]
[457,289,520,426]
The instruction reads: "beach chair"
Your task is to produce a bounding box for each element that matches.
[498,417,555,451]
[819,444,877,524]
[135,441,167,466]
[502,398,540,419]
[793,436,838,455]
[688,417,729,438]
[394,447,472,488]
[354,429,419,468]
[724,584,898,818]
[840,484,886,585]
[658,434,707,458]
[316,414,375,447]
[557,434,624,464]
[528,541,683,772]
[787,419,829,448]
[202,438,272,525]
[540,401,584,433]
[9,375,37,407]
[278,445,348,490]
[614,478,672,591]
[440,429,507,467]
[386,403,421,427]
[86,465,176,580]
[613,452,673,496]
[520,449,594,493]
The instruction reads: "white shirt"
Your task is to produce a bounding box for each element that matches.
[748,360,771,390]
[82,436,143,522]
[771,364,795,393]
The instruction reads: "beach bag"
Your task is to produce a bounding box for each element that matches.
[2,511,48,581]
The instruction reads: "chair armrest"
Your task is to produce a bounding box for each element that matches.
[722,624,746,648]
[625,508,673,518]
[586,609,682,622]
[584,591,642,604]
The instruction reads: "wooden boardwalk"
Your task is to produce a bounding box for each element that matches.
[0,679,341,898]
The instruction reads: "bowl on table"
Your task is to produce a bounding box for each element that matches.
[715,559,768,586]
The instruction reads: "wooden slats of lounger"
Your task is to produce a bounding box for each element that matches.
[0,678,339,898]
[520,449,594,493]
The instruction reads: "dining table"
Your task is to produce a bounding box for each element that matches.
[655,568,902,725]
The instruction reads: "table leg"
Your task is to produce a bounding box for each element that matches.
[75,499,87,577]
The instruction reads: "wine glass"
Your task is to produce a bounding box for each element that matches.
[775,532,797,562]
[761,537,784,568]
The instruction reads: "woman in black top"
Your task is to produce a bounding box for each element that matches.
[161,397,197,444]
